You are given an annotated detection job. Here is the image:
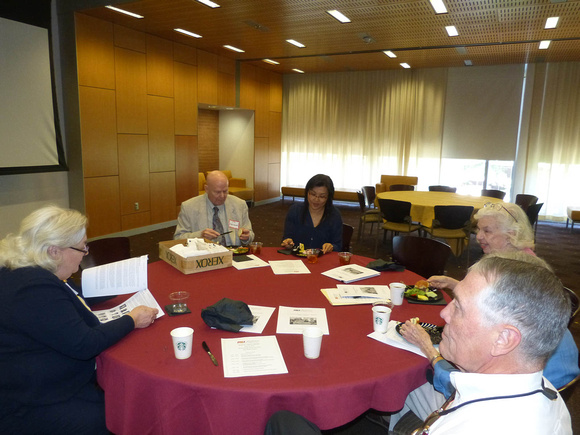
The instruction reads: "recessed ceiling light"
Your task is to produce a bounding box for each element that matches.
[545,17,559,29]
[263,59,280,65]
[195,0,220,8]
[455,46,467,54]
[429,0,448,14]
[400,63,411,69]
[445,26,459,37]
[292,68,305,73]
[223,45,244,53]
[327,10,351,23]
[286,39,306,48]
[383,51,397,58]
[539,40,551,49]
[464,60,473,66]
[174,28,202,38]
[105,6,144,19]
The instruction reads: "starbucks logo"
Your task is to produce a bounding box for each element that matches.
[375,317,383,325]
[177,341,187,351]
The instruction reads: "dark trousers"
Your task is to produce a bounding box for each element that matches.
[264,410,322,435]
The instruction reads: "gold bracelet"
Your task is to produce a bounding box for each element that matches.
[429,354,443,366]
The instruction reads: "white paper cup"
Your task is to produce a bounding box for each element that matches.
[303,326,323,359]
[372,306,391,333]
[171,327,194,359]
[390,282,406,306]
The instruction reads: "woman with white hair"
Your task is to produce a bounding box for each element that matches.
[0,205,158,434]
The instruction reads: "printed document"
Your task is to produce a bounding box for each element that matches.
[239,305,276,333]
[276,306,329,334]
[321,264,380,283]
[268,260,311,275]
[82,255,148,297]
[221,335,288,378]
[92,289,164,323]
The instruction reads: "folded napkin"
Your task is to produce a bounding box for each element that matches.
[368,320,438,357]
[201,298,254,332]
[366,259,405,272]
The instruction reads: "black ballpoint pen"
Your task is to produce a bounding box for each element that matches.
[202,341,219,366]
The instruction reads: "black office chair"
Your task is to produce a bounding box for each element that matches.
[526,202,543,238]
[390,184,415,191]
[375,199,421,255]
[428,185,457,193]
[342,223,354,252]
[481,189,506,200]
[362,186,377,208]
[515,194,538,212]
[357,191,381,240]
[392,236,452,279]
[423,205,474,260]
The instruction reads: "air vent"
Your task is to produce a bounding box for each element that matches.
[243,20,269,32]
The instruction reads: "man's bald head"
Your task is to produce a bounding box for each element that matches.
[205,171,229,206]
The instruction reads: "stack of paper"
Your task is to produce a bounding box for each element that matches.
[321,284,391,306]
[321,264,380,283]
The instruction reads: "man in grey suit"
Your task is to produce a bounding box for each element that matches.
[174,171,254,246]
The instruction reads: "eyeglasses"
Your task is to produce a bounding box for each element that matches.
[308,191,328,200]
[69,245,89,256]
[483,202,518,222]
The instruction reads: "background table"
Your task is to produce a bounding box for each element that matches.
[95,248,449,435]
[376,191,503,227]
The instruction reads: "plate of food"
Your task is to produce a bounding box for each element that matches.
[226,246,250,255]
[290,244,322,258]
[396,318,444,345]
[404,280,443,303]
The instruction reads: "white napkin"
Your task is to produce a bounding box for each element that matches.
[368,320,438,357]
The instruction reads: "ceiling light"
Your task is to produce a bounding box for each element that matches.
[383,51,397,58]
[195,0,220,8]
[174,28,202,38]
[223,45,244,53]
[327,10,351,23]
[286,39,306,48]
[105,6,144,19]
[539,40,551,49]
[429,0,448,14]
[455,46,467,54]
[545,17,559,29]
[400,63,411,69]
[445,26,459,37]
[464,60,473,66]
[292,68,305,73]
[263,59,280,65]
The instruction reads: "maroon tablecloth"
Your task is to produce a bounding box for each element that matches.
[95,248,448,435]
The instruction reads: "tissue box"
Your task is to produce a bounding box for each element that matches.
[159,240,233,274]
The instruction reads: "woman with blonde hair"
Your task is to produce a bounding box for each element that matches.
[0,205,158,434]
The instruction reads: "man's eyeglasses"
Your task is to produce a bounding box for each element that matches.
[483,202,518,222]
[69,245,90,256]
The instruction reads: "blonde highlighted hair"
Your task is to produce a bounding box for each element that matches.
[474,202,534,251]
[0,205,87,272]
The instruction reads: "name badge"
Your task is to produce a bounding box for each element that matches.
[229,219,240,230]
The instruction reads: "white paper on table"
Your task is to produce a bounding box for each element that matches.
[268,260,311,275]
[321,264,380,283]
[368,320,438,357]
[276,306,329,335]
[221,335,288,378]
[321,288,379,306]
[92,289,164,323]
[81,255,148,297]
[239,305,276,333]
[336,284,391,299]
[232,255,270,270]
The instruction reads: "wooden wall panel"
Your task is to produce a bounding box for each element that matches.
[174,62,198,135]
[84,176,121,238]
[175,135,198,205]
[75,14,115,89]
[218,56,235,75]
[239,63,256,110]
[115,47,148,134]
[268,162,281,199]
[197,50,218,104]
[270,72,283,113]
[269,111,282,164]
[147,35,174,97]
[121,212,151,231]
[148,96,175,172]
[254,137,269,201]
[255,81,270,138]
[198,110,219,173]
[118,134,150,215]
[78,86,118,177]
[174,43,197,65]
[150,172,177,224]
[217,72,236,107]
[114,24,146,52]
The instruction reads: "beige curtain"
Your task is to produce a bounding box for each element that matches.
[281,68,448,190]
[525,62,580,220]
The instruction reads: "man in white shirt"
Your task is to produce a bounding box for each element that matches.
[174,170,254,246]
[264,253,573,434]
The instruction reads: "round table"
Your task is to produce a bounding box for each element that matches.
[94,248,449,435]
